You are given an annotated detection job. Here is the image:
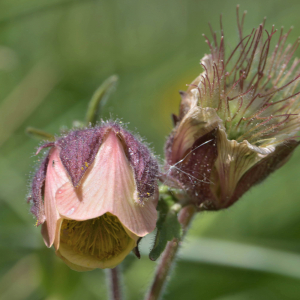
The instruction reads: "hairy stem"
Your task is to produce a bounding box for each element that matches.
[107,266,123,300]
[145,205,196,300]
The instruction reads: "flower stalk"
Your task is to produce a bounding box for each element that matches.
[145,205,196,300]
[107,267,123,300]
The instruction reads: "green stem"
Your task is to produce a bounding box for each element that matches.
[107,266,123,300]
[145,205,196,300]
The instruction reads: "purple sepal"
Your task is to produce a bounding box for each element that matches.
[56,127,108,187]
[119,126,158,202]
[36,142,55,155]
[132,237,142,259]
[165,128,218,206]
[172,114,179,127]
[30,152,50,225]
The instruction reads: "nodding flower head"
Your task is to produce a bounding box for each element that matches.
[165,7,300,210]
[28,122,159,271]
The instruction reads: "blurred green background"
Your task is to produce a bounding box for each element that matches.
[1,0,300,299]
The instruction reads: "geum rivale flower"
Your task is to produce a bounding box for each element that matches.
[28,123,158,271]
[165,9,300,210]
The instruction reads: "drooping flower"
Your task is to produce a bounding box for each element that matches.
[165,8,300,210]
[29,122,158,271]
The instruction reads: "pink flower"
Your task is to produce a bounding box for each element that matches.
[29,123,158,271]
[165,9,300,210]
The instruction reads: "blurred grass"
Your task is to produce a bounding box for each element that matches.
[1,0,300,299]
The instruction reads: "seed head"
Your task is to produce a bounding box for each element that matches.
[165,8,300,210]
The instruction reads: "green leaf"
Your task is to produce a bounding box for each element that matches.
[149,199,182,261]
[85,75,118,126]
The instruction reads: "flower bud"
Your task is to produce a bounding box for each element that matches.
[29,123,158,271]
[165,11,300,210]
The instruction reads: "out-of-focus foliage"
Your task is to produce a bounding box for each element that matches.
[1,0,300,299]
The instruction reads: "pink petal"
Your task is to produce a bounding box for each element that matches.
[53,218,63,250]
[43,148,69,247]
[41,221,50,247]
[55,131,157,237]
